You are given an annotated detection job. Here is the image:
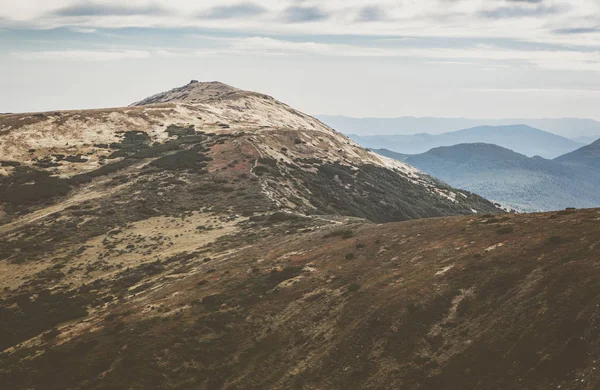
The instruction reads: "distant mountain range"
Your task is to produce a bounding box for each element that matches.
[375,142,600,212]
[555,138,600,169]
[318,115,600,139]
[571,135,600,145]
[348,125,584,159]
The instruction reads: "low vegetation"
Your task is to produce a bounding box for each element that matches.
[2,209,599,389]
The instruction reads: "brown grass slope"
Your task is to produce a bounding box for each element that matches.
[0,81,532,390]
[1,209,600,389]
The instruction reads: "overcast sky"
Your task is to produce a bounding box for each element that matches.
[1,0,600,119]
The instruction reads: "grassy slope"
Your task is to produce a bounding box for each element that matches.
[2,208,600,389]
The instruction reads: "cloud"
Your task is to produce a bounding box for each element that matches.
[53,3,168,17]
[173,35,600,73]
[554,27,599,34]
[69,26,98,33]
[14,50,151,61]
[198,3,266,19]
[470,88,600,95]
[1,0,599,73]
[224,36,387,56]
[356,6,385,22]
[505,0,544,3]
[480,4,563,19]
[0,1,597,49]
[282,6,329,23]
[13,31,600,72]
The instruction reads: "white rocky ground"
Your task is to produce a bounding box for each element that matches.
[0,81,473,206]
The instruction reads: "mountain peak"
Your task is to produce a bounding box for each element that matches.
[130,80,242,106]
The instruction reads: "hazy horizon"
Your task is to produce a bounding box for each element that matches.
[316,114,600,121]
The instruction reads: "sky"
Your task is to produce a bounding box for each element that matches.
[1,0,600,119]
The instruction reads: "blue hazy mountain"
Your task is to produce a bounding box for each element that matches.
[317,115,600,139]
[348,125,583,159]
[571,135,600,145]
[375,143,600,212]
[555,138,600,169]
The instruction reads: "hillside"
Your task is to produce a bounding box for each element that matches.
[348,125,582,159]
[555,138,600,169]
[2,82,600,389]
[0,81,498,227]
[376,143,600,212]
[2,206,600,389]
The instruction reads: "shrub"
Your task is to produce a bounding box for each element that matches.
[547,236,563,245]
[65,154,88,163]
[105,313,118,322]
[150,149,211,170]
[252,166,270,176]
[202,294,222,307]
[267,212,300,222]
[166,124,195,137]
[0,167,72,205]
[347,283,361,292]
[323,229,354,239]
[496,226,514,235]
[257,157,277,167]
[41,328,60,342]
[557,209,576,216]
[0,160,21,167]
[196,279,209,287]
[344,253,356,260]
[484,218,500,224]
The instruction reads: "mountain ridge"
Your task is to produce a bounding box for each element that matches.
[348,125,583,159]
[318,115,600,139]
[375,143,600,212]
[0,81,499,225]
[555,138,600,169]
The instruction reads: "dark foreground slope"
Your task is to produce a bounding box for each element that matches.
[2,208,600,389]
